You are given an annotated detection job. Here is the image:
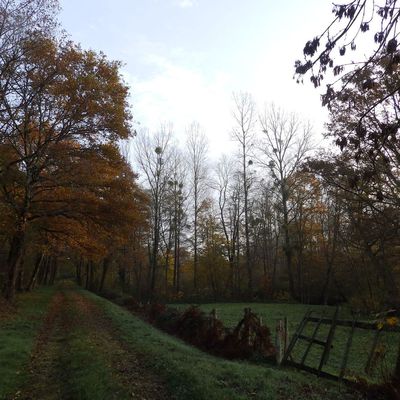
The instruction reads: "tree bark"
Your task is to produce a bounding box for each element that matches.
[49,258,58,285]
[3,221,26,301]
[85,261,90,289]
[26,253,44,291]
[99,256,111,292]
[281,182,296,299]
[76,256,83,286]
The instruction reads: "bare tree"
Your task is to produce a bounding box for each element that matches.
[231,92,256,297]
[214,155,242,296]
[160,147,187,294]
[186,122,208,291]
[258,104,312,299]
[134,125,173,297]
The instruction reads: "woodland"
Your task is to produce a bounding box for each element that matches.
[1,0,400,398]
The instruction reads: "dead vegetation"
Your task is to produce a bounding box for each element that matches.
[120,298,276,362]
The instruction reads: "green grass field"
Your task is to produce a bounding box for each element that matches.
[172,302,400,383]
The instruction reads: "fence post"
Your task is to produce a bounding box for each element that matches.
[276,318,288,365]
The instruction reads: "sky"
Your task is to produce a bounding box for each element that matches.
[59,1,336,158]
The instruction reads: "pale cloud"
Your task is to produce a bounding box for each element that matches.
[176,0,198,8]
[123,54,234,159]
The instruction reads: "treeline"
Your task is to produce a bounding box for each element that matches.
[1,1,399,311]
[128,89,400,310]
[0,0,148,300]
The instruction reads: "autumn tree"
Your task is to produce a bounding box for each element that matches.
[0,33,132,300]
[295,1,400,109]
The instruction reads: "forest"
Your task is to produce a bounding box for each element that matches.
[0,1,400,398]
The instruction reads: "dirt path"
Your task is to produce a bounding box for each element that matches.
[12,289,169,400]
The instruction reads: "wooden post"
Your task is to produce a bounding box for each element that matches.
[301,312,325,366]
[365,327,382,375]
[283,310,312,364]
[276,319,286,364]
[284,317,289,353]
[210,308,217,329]
[339,317,356,380]
[318,307,339,373]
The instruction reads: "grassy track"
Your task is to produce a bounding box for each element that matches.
[0,284,168,400]
[172,302,399,383]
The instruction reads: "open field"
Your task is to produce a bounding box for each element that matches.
[0,284,363,400]
[172,302,400,383]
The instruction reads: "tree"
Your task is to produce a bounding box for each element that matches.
[186,122,208,291]
[295,0,400,111]
[161,148,187,294]
[213,155,242,296]
[307,152,400,308]
[231,92,256,297]
[318,58,400,307]
[327,59,400,181]
[250,179,280,298]
[0,0,59,69]
[0,34,132,300]
[259,105,312,299]
[134,126,173,297]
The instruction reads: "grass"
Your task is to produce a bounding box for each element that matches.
[0,287,55,398]
[0,286,373,399]
[0,285,133,400]
[55,291,133,400]
[88,291,360,400]
[172,302,400,383]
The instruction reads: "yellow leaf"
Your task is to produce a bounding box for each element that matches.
[386,316,399,326]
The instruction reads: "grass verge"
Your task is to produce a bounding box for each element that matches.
[0,287,55,398]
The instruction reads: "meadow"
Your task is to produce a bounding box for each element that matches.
[172,302,400,383]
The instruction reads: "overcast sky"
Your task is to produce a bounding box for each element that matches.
[59,1,336,157]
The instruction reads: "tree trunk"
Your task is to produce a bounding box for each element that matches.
[49,258,58,285]
[76,256,83,285]
[16,268,25,292]
[194,192,198,291]
[43,256,51,285]
[281,183,295,299]
[243,146,252,298]
[89,261,95,290]
[99,256,111,292]
[27,253,44,291]
[3,223,26,301]
[150,198,160,298]
[85,261,90,289]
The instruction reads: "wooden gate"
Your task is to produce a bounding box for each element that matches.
[282,308,400,381]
